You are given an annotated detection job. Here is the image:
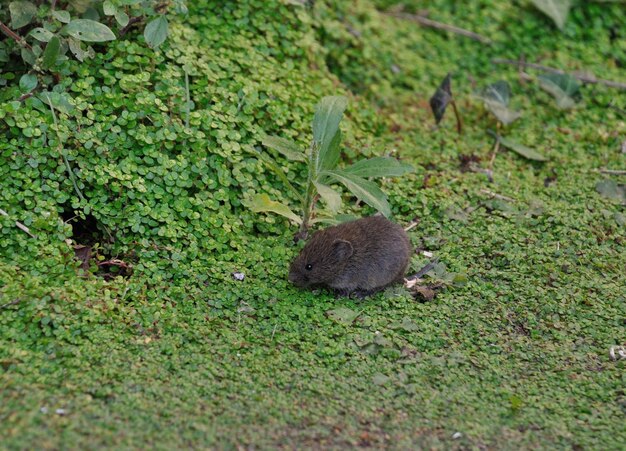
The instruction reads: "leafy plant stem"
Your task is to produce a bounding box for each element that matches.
[300,143,319,234]
[184,68,190,129]
[0,21,32,50]
[450,99,463,134]
[46,95,85,203]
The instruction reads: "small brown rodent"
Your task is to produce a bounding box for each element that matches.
[288,216,412,297]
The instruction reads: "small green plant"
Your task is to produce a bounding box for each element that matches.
[247,95,414,236]
[0,0,187,94]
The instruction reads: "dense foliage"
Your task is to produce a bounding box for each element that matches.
[1,0,624,448]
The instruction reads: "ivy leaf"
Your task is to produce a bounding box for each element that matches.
[429,73,452,124]
[29,28,55,42]
[497,135,547,161]
[312,96,348,172]
[245,194,302,224]
[68,37,94,62]
[52,10,71,24]
[115,10,130,27]
[477,81,521,125]
[144,16,169,49]
[538,73,580,109]
[343,157,414,178]
[41,36,61,70]
[64,19,116,42]
[531,0,571,30]
[313,181,341,213]
[103,1,116,16]
[324,170,391,217]
[9,1,37,29]
[262,135,306,162]
[596,180,626,203]
[19,73,37,92]
[326,307,361,325]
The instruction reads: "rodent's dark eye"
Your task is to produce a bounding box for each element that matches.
[305,264,313,271]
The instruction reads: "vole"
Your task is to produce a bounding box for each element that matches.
[288,216,412,297]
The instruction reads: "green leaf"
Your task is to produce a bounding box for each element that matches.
[313,181,341,213]
[538,73,580,109]
[476,81,521,125]
[29,28,55,42]
[246,194,302,224]
[312,96,348,171]
[52,10,71,24]
[262,135,306,162]
[9,1,37,29]
[103,1,116,16]
[498,136,547,161]
[326,307,361,325]
[596,180,626,203]
[144,16,169,49]
[322,129,342,171]
[531,0,571,30]
[343,157,414,178]
[115,10,130,27]
[19,73,37,92]
[325,170,391,217]
[68,37,93,62]
[38,91,75,114]
[42,36,61,70]
[64,19,116,42]
[429,73,452,124]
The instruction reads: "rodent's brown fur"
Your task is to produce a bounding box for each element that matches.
[288,216,412,296]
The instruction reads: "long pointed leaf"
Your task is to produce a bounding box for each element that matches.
[262,135,306,162]
[313,181,342,213]
[325,170,391,217]
[312,96,347,172]
[343,157,414,178]
[246,194,302,224]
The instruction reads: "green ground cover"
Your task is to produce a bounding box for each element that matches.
[1,0,625,448]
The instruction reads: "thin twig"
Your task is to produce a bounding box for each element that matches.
[387,12,492,44]
[492,58,626,90]
[597,169,626,175]
[0,21,32,50]
[0,208,37,238]
[0,298,22,310]
[479,189,515,202]
[450,99,463,134]
[46,95,86,202]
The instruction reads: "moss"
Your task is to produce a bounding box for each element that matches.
[1,0,625,449]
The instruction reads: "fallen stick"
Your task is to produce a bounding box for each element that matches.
[0,208,37,238]
[491,58,626,90]
[387,12,492,44]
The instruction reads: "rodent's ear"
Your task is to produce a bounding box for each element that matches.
[332,239,353,261]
